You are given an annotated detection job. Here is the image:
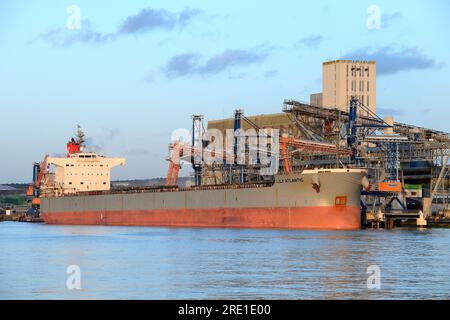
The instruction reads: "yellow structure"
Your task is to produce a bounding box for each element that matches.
[322,60,376,116]
[208,113,298,136]
[310,93,323,107]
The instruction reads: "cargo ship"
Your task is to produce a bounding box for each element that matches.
[36,126,367,230]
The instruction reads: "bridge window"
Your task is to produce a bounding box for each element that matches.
[335,196,347,206]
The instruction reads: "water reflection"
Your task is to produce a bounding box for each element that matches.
[1,222,449,299]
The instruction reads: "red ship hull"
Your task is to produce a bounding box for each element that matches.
[42,206,361,230]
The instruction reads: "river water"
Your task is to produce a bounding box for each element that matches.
[1,221,449,299]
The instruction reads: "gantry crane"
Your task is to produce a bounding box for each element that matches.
[166,136,353,185]
[165,141,235,186]
[279,137,353,174]
[26,155,49,216]
[166,141,183,186]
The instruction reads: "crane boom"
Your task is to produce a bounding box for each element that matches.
[166,136,353,185]
[26,154,49,210]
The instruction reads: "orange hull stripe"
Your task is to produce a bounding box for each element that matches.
[42,206,361,230]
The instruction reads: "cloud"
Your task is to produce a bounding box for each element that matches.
[341,46,442,76]
[82,128,121,152]
[163,53,201,78]
[178,8,203,27]
[199,48,270,75]
[162,45,272,77]
[34,7,200,47]
[33,20,114,47]
[382,11,402,28]
[264,69,279,78]
[84,136,103,152]
[117,7,200,34]
[377,107,403,116]
[297,35,323,48]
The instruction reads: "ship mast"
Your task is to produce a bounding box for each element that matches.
[67,125,86,156]
[76,125,86,151]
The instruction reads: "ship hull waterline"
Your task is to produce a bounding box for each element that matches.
[41,170,365,230]
[42,206,361,230]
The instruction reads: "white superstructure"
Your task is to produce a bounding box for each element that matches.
[46,152,125,195]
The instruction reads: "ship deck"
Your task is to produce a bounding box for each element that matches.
[43,181,275,198]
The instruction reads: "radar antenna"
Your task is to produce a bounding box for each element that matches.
[76,125,86,150]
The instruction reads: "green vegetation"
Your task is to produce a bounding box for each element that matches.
[404,184,422,190]
[0,196,27,206]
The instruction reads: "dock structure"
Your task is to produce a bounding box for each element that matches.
[205,97,449,228]
[23,59,449,228]
[284,99,449,227]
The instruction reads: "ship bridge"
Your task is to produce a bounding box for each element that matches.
[45,152,125,195]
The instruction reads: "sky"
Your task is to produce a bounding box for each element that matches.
[0,0,449,183]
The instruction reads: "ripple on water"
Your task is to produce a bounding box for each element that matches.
[1,222,450,299]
